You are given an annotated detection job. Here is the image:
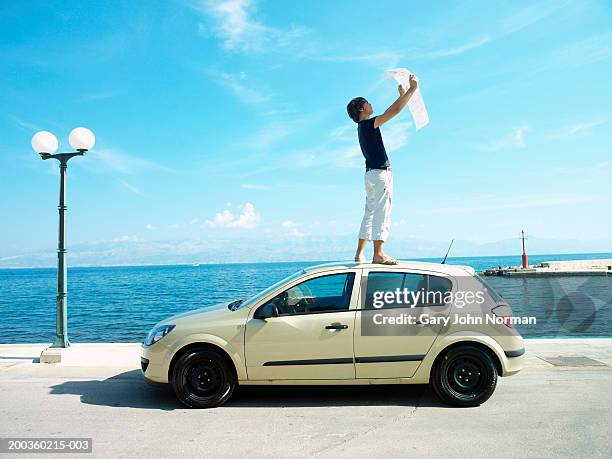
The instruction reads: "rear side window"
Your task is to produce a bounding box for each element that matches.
[365,272,452,308]
[428,275,453,305]
[475,274,504,302]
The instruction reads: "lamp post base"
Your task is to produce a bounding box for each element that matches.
[50,337,71,348]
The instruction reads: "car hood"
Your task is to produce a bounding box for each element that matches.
[158,301,235,325]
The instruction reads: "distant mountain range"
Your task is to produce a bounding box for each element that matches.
[1,235,610,268]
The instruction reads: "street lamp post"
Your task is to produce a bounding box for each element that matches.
[32,128,95,348]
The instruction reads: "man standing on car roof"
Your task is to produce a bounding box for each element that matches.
[346,73,418,265]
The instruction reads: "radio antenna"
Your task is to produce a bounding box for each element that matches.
[441,239,454,264]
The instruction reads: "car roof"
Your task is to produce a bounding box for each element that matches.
[304,260,475,276]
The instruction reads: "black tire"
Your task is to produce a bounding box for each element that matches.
[431,344,498,407]
[171,348,236,408]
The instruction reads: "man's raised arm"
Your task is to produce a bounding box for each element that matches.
[374,74,418,129]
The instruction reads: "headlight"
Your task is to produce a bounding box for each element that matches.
[143,324,176,346]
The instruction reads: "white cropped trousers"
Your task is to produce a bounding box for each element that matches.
[358,168,393,242]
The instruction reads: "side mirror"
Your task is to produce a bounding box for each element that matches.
[254,303,279,320]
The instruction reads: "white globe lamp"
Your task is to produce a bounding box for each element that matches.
[31,131,59,154]
[68,127,95,151]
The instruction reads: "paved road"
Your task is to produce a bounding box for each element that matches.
[0,341,610,458]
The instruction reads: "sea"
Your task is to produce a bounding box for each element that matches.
[1,253,611,343]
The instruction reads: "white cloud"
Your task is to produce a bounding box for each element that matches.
[566,121,603,137]
[429,194,597,214]
[281,220,297,229]
[195,0,309,53]
[422,36,491,59]
[549,118,607,139]
[240,119,412,175]
[236,108,326,155]
[530,32,612,74]
[205,202,259,228]
[9,115,41,132]
[313,50,401,67]
[145,224,157,230]
[86,147,173,175]
[500,0,565,35]
[288,229,307,238]
[250,124,290,150]
[329,124,354,142]
[261,108,297,117]
[112,235,141,242]
[323,120,412,169]
[281,220,307,237]
[241,183,271,190]
[119,179,143,196]
[381,121,412,153]
[538,160,612,178]
[485,126,529,151]
[325,145,363,169]
[203,68,271,105]
[206,209,234,227]
[190,218,200,225]
[79,91,117,102]
[168,224,180,229]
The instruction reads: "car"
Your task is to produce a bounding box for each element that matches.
[141,261,524,408]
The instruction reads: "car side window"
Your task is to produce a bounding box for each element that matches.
[403,274,428,306]
[365,272,452,308]
[364,273,404,308]
[266,273,355,316]
[428,275,453,305]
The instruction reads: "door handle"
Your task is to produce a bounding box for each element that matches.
[325,324,348,330]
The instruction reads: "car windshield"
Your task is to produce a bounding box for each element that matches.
[237,270,305,309]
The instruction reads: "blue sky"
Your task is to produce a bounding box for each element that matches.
[1,0,611,266]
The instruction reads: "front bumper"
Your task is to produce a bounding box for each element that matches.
[141,342,171,384]
[141,356,149,372]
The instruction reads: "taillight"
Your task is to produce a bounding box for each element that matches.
[492,304,514,328]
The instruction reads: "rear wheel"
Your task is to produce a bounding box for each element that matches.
[171,348,236,408]
[431,344,497,407]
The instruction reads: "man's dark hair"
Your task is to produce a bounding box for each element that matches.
[347,97,367,123]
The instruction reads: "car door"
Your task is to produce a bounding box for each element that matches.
[353,269,454,378]
[245,270,359,380]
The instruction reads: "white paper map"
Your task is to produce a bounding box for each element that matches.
[386,68,429,131]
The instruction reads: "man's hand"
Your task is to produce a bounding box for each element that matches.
[374,73,419,129]
[409,74,418,90]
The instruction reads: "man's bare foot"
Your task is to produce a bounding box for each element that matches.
[372,256,399,265]
[354,255,365,263]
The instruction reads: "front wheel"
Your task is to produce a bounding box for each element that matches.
[431,344,498,407]
[172,348,236,408]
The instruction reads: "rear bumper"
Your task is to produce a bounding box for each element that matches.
[504,347,525,358]
[501,347,525,376]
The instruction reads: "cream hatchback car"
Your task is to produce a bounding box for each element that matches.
[141,261,524,408]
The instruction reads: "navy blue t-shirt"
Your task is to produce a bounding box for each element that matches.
[358,116,390,169]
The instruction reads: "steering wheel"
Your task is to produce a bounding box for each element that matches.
[272,290,314,314]
[272,291,292,315]
[295,297,311,314]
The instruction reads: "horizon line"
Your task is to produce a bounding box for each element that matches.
[1,251,611,270]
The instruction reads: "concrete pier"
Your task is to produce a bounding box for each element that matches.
[481,258,612,276]
[0,339,610,458]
